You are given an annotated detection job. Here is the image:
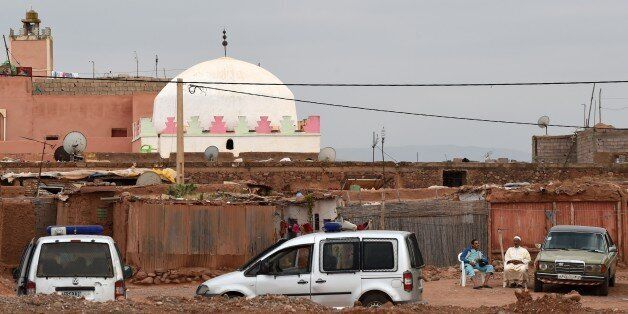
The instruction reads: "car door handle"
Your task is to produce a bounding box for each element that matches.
[315,279,326,284]
[297,279,308,284]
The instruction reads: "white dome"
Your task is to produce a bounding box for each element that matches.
[152,57,297,132]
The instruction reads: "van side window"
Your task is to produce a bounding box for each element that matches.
[266,245,311,276]
[362,240,397,271]
[321,240,360,272]
[406,233,425,268]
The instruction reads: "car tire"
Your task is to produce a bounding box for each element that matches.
[360,292,391,308]
[222,292,244,299]
[596,276,609,296]
[609,275,615,287]
[533,276,543,292]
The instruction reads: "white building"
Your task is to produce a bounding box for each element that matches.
[133,57,321,158]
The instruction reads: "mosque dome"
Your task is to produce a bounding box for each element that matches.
[152,57,297,133]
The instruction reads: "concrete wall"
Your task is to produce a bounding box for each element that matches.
[532,135,575,163]
[140,133,321,157]
[9,38,52,77]
[0,77,155,156]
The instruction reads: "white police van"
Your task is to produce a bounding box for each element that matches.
[196,230,425,307]
[14,225,133,301]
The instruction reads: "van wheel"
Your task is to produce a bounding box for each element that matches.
[222,292,244,299]
[596,276,609,296]
[360,292,391,308]
[533,277,543,292]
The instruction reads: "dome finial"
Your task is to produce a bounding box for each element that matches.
[222,29,228,57]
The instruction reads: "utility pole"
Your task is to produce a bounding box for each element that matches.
[90,60,95,78]
[379,127,386,230]
[371,131,378,163]
[582,104,586,127]
[155,55,158,78]
[133,51,139,78]
[598,88,602,124]
[586,83,595,127]
[176,78,185,184]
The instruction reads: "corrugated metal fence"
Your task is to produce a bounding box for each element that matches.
[339,200,488,266]
[121,203,277,271]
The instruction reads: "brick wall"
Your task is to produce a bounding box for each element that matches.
[532,135,576,163]
[32,78,168,95]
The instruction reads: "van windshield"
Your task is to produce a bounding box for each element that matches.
[36,242,114,278]
[238,238,288,271]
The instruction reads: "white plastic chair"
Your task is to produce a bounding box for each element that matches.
[458,252,485,287]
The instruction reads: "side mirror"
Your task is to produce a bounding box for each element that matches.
[535,243,542,249]
[11,268,19,281]
[609,246,617,253]
[259,260,270,275]
[123,265,133,279]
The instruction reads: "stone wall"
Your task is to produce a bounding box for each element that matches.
[534,127,627,164]
[32,78,168,95]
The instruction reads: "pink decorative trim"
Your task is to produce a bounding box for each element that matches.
[163,117,177,134]
[209,116,227,134]
[303,116,320,133]
[255,116,272,134]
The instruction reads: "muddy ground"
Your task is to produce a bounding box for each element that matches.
[0,269,625,313]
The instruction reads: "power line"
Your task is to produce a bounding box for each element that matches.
[188,84,606,129]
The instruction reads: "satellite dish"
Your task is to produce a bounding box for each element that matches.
[62,131,87,160]
[204,146,219,162]
[136,171,162,186]
[53,146,72,162]
[537,116,550,135]
[318,147,336,162]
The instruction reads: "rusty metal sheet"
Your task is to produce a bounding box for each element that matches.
[123,203,276,271]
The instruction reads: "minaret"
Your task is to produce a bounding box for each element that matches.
[8,9,53,76]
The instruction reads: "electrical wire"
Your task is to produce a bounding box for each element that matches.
[188,84,606,129]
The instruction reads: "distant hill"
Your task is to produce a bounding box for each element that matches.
[334,145,530,162]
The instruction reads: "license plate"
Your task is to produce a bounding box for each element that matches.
[61,291,84,297]
[557,274,581,280]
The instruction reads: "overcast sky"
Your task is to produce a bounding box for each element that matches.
[3,1,628,158]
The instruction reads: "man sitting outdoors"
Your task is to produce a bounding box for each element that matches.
[461,239,494,289]
[504,236,531,288]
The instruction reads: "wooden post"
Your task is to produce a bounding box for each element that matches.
[570,202,575,225]
[617,200,623,262]
[175,78,185,184]
[498,229,506,288]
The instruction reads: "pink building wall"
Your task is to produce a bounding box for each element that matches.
[9,39,52,77]
[0,77,155,159]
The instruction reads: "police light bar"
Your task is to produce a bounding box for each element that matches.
[46,225,104,236]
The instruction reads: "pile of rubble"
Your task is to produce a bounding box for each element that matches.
[131,268,227,285]
[505,289,596,313]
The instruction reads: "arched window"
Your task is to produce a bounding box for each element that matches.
[226,138,234,150]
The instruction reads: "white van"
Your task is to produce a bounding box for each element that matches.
[196,230,425,307]
[14,226,133,301]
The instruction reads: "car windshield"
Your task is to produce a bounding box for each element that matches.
[36,242,114,278]
[237,238,288,271]
[544,232,606,252]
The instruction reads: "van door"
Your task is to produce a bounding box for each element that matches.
[311,238,361,307]
[33,241,117,301]
[16,238,35,295]
[256,245,312,298]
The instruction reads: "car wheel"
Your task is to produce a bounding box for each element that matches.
[222,292,244,299]
[596,276,609,296]
[360,292,391,308]
[533,277,543,292]
[609,275,615,287]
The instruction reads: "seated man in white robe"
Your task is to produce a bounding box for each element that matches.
[504,236,531,288]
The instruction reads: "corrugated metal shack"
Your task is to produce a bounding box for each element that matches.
[339,199,488,267]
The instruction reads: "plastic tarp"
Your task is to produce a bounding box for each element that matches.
[1,167,176,183]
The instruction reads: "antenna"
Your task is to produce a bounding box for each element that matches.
[371,131,379,162]
[537,115,550,135]
[62,131,87,161]
[586,83,596,127]
[598,88,602,124]
[20,136,55,197]
[204,146,219,162]
[3,35,11,69]
[136,171,162,186]
[89,60,95,79]
[318,147,336,162]
[133,51,139,78]
[155,55,158,78]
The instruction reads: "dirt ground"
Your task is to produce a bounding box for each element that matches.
[0,269,625,312]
